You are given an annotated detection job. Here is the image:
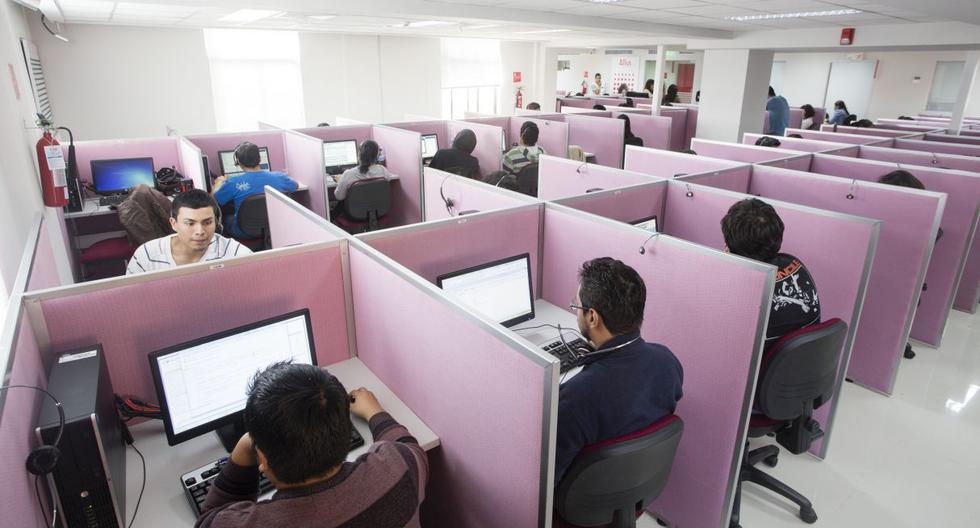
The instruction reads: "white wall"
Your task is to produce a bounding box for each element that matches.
[500,41,539,114]
[698,48,773,142]
[557,52,604,95]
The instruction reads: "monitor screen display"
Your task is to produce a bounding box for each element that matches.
[421,134,439,159]
[218,147,270,176]
[90,157,155,193]
[149,309,316,445]
[323,140,359,169]
[436,254,534,328]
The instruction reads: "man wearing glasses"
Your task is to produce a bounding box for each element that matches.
[555,258,684,486]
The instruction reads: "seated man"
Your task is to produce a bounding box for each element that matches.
[721,198,821,349]
[429,129,481,178]
[127,189,250,274]
[556,258,684,486]
[525,102,542,111]
[197,362,428,528]
[213,141,298,238]
[503,121,546,175]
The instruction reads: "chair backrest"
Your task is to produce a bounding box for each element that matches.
[237,193,269,239]
[516,162,539,196]
[343,178,392,221]
[117,184,172,246]
[556,415,684,528]
[756,318,848,422]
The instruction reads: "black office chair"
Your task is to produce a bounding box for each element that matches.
[555,415,684,528]
[335,178,392,233]
[236,194,270,251]
[730,318,848,528]
[516,162,539,197]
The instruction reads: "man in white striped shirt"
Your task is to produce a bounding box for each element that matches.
[127,190,251,274]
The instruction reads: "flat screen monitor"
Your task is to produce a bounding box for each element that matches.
[323,140,359,171]
[421,134,439,159]
[148,309,316,447]
[218,147,270,177]
[631,215,657,232]
[201,155,211,193]
[436,253,534,328]
[90,157,155,194]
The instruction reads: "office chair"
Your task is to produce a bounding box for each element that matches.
[236,194,271,251]
[79,237,135,280]
[730,318,847,528]
[444,165,480,179]
[334,178,392,233]
[516,163,539,197]
[555,415,684,528]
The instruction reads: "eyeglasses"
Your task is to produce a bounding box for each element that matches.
[569,302,589,314]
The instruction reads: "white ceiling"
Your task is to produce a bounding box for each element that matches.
[40,0,977,45]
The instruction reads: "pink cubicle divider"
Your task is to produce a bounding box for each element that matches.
[177,137,206,191]
[660,107,688,151]
[612,111,672,150]
[422,167,536,221]
[788,108,804,129]
[659,181,878,458]
[448,120,504,177]
[510,117,569,159]
[763,111,771,134]
[691,138,813,171]
[624,146,751,188]
[593,96,626,107]
[560,108,613,117]
[565,114,625,168]
[875,122,945,133]
[348,242,552,527]
[372,125,423,226]
[785,128,896,147]
[266,188,344,247]
[958,234,980,313]
[676,170,752,194]
[64,136,184,185]
[925,133,980,146]
[33,244,352,400]
[537,155,658,200]
[747,166,943,395]
[185,130,288,179]
[540,204,774,528]
[28,217,64,292]
[813,107,827,125]
[388,121,451,149]
[552,181,667,226]
[894,138,980,157]
[283,130,330,218]
[292,123,374,146]
[463,115,512,146]
[557,97,594,110]
[517,112,566,122]
[818,124,923,139]
[808,154,980,346]
[683,107,698,149]
[742,133,859,156]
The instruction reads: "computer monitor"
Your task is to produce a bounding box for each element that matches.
[631,215,657,232]
[625,91,650,99]
[421,134,439,159]
[436,253,534,328]
[201,155,212,193]
[217,147,270,177]
[323,140,359,174]
[90,157,156,194]
[148,309,316,450]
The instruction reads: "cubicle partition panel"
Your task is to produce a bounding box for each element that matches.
[611,111,672,150]
[291,123,374,146]
[282,130,329,218]
[559,108,612,117]
[29,243,352,400]
[537,155,659,200]
[925,133,980,146]
[565,114,625,168]
[510,117,570,160]
[957,239,980,313]
[893,138,980,157]
[748,166,943,395]
[691,139,813,170]
[660,181,878,458]
[742,133,859,156]
[788,107,804,129]
[422,167,537,221]
[266,188,345,247]
[659,107,688,151]
[185,130,288,179]
[593,96,626,107]
[874,123,944,134]
[818,124,921,139]
[556,97,594,110]
[27,217,64,292]
[462,116,512,146]
[176,137,206,191]
[786,129,896,147]
[624,145,750,184]
[552,181,667,226]
[371,125,424,226]
[448,120,504,177]
[673,168,752,193]
[65,137,184,185]
[539,204,775,528]
[683,107,698,149]
[808,155,980,346]
[348,241,555,528]
[388,120,451,149]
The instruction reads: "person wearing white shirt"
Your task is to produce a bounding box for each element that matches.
[127,189,250,274]
[589,73,604,95]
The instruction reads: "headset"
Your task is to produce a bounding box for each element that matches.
[154,166,184,195]
[439,173,456,215]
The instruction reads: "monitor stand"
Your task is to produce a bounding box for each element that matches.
[215,418,247,453]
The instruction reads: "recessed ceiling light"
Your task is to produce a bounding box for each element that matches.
[516,28,572,34]
[219,9,281,23]
[725,9,861,21]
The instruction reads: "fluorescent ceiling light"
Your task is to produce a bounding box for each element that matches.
[219,9,281,23]
[464,24,500,30]
[402,20,454,28]
[516,28,572,34]
[726,9,861,21]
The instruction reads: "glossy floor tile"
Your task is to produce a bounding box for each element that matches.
[639,308,980,528]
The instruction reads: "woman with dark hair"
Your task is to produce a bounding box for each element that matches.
[643,79,655,98]
[334,140,396,201]
[617,83,629,95]
[828,100,850,125]
[800,104,817,130]
[429,129,481,178]
[618,114,643,147]
[661,84,678,106]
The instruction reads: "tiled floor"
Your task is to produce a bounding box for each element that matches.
[639,308,980,528]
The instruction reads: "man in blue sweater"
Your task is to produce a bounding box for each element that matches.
[213,141,297,238]
[555,258,684,486]
[766,86,790,136]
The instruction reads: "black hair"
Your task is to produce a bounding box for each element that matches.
[595,73,601,78]
[317,122,331,127]
[525,102,541,111]
[644,79,655,93]
[878,169,925,190]
[854,119,874,128]
[244,362,351,485]
[592,104,607,111]
[662,84,678,105]
[898,115,915,120]
[721,198,784,263]
[453,129,477,154]
[755,136,782,148]
[801,104,815,119]
[834,100,849,114]
[235,141,261,169]
[358,140,380,175]
[787,133,803,139]
[521,122,539,146]
[695,90,700,102]
[768,86,776,97]
[681,149,697,155]
[483,170,519,192]
[578,257,646,335]
[617,114,634,138]
[618,83,628,94]
[843,114,857,126]
[171,189,218,219]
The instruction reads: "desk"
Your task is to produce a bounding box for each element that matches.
[124,357,439,527]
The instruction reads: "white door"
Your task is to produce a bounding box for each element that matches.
[824,60,876,120]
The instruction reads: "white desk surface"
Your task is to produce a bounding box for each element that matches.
[124,357,438,527]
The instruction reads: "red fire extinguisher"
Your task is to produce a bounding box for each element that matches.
[36,129,68,207]
[515,87,523,109]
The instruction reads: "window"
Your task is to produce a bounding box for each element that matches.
[926,61,965,113]
[441,38,501,119]
[203,29,306,131]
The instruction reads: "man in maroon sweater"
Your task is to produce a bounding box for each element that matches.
[196,362,428,528]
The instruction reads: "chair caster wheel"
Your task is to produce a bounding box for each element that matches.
[763,454,778,468]
[904,343,916,359]
[800,505,818,524]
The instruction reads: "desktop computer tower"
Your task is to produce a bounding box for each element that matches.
[36,348,126,527]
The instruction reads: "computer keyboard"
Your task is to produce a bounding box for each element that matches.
[542,338,591,373]
[98,194,129,207]
[181,425,365,516]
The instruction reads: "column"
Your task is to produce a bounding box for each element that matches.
[652,45,666,116]
[949,50,979,135]
[696,49,774,142]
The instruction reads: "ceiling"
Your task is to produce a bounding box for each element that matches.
[38,0,976,45]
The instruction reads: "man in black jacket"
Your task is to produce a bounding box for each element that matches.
[429,129,481,179]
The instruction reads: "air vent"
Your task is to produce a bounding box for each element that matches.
[20,39,52,120]
[604,49,633,55]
